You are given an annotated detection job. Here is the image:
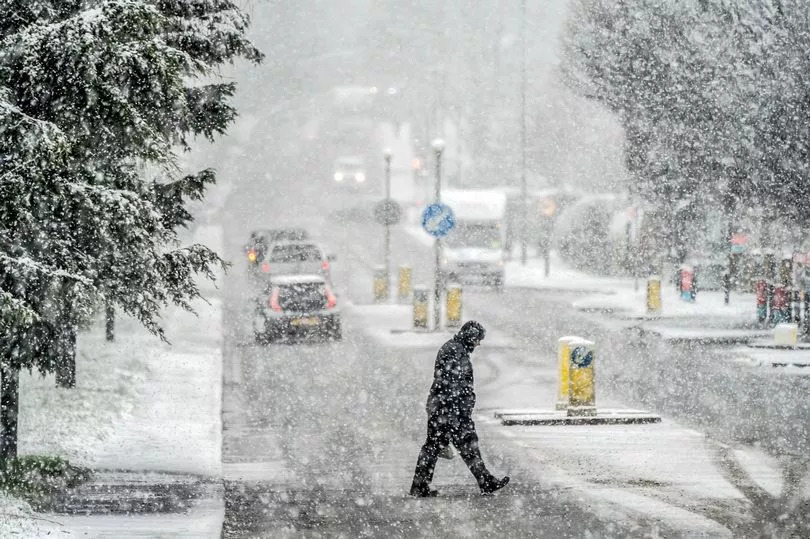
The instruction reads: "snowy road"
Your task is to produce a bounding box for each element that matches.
[215,156,676,535]
[205,114,810,535]
[218,218,663,535]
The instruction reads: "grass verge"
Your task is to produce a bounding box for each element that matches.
[0,455,92,506]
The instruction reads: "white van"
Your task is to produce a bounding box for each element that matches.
[440,189,507,289]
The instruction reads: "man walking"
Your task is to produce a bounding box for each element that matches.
[410,320,510,497]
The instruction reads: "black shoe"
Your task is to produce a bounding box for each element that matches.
[409,484,439,497]
[480,475,510,495]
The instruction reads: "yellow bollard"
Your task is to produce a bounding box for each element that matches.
[446,285,462,327]
[413,286,429,329]
[373,266,388,303]
[567,339,596,417]
[555,336,580,410]
[646,276,661,314]
[398,266,412,303]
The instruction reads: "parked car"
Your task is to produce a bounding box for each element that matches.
[253,274,341,342]
[261,241,335,283]
[245,228,310,272]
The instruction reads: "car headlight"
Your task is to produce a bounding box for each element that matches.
[334,172,344,182]
[355,172,366,183]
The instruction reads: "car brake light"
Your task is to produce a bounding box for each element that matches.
[247,249,257,263]
[322,260,330,271]
[268,288,281,311]
[261,261,271,273]
[325,286,337,309]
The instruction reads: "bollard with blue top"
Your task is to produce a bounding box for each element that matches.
[555,336,579,410]
[567,339,596,417]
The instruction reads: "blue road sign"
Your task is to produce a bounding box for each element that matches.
[421,203,455,238]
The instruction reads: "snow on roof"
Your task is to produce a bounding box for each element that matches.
[335,156,364,166]
[271,274,325,285]
[441,189,507,220]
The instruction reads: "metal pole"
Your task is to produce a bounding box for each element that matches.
[432,139,445,331]
[520,0,528,266]
[384,150,392,293]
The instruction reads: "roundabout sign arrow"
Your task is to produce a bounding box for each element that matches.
[421,203,455,238]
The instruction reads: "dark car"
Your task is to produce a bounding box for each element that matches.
[245,228,310,271]
[253,274,341,343]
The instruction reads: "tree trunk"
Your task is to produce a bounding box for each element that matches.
[105,301,115,342]
[0,364,20,463]
[55,326,77,389]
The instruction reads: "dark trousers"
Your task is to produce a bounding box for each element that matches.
[412,411,492,488]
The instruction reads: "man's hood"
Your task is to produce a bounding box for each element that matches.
[453,332,477,352]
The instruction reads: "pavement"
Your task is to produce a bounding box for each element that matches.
[509,249,810,369]
[0,224,226,538]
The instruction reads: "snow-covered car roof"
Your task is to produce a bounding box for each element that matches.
[335,156,364,166]
[270,274,326,285]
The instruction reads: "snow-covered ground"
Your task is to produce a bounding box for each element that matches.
[509,252,810,369]
[17,299,222,476]
[0,225,225,537]
[353,300,808,535]
[2,220,805,535]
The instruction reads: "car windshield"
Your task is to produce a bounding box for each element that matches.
[273,229,308,242]
[269,244,322,263]
[254,229,308,243]
[277,282,326,311]
[444,223,501,249]
[336,158,363,170]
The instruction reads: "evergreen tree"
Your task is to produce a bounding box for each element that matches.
[0,0,261,461]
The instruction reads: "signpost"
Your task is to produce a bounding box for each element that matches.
[429,139,446,330]
[377,149,397,298]
[422,202,454,329]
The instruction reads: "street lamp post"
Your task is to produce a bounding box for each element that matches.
[384,148,393,291]
[520,0,528,266]
[432,138,445,331]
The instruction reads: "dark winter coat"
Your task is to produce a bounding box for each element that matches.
[426,333,477,419]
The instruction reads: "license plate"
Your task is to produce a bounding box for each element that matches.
[291,317,319,326]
